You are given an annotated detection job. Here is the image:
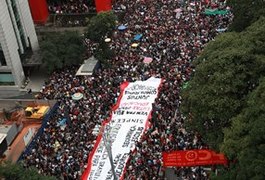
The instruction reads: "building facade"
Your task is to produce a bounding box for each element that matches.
[0,0,39,88]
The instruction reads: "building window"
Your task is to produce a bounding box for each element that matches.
[10,0,27,49]
[0,44,7,66]
[7,0,27,52]
[0,72,14,85]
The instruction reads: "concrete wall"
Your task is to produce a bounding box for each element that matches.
[0,0,25,87]
[5,0,24,54]
[17,0,39,51]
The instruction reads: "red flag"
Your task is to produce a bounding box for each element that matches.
[162,149,228,167]
[95,0,112,13]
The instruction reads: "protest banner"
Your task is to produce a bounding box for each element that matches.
[162,149,228,167]
[82,77,162,180]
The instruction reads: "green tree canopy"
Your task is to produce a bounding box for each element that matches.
[41,31,86,73]
[213,77,265,180]
[228,0,265,32]
[85,11,117,43]
[85,11,117,67]
[0,162,56,180]
[180,16,265,149]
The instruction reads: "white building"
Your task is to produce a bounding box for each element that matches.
[0,0,39,89]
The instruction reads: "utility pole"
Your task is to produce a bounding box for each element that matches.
[103,124,118,180]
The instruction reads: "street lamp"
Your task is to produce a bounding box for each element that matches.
[102,124,118,180]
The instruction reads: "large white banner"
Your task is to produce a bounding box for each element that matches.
[83,77,161,180]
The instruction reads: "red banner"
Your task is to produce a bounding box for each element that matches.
[28,0,49,24]
[95,0,112,13]
[162,149,228,167]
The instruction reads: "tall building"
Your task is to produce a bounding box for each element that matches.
[0,0,39,89]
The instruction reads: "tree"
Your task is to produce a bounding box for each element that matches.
[85,11,117,67]
[228,0,265,32]
[94,41,115,67]
[212,77,265,180]
[85,11,117,43]
[180,17,265,149]
[41,31,86,73]
[0,162,56,180]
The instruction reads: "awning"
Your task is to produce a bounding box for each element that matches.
[0,133,7,144]
[76,56,99,76]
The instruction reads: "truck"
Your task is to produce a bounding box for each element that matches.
[25,106,50,119]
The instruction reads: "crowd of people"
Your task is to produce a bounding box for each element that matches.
[47,0,96,14]
[23,0,232,179]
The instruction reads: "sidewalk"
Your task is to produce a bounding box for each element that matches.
[20,66,49,93]
[0,66,48,99]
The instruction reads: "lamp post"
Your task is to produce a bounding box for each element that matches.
[102,124,118,180]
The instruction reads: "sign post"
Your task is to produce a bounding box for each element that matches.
[103,125,118,180]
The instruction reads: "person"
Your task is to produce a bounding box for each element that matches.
[47,0,96,14]
[27,88,32,94]
[23,0,233,179]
